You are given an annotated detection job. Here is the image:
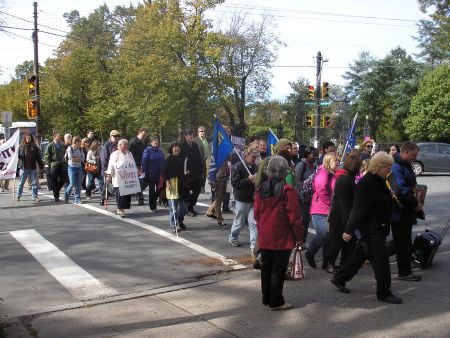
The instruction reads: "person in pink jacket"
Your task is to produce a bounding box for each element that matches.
[305,152,339,269]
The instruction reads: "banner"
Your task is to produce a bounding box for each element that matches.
[0,129,20,179]
[110,151,141,196]
[267,128,279,156]
[209,118,234,182]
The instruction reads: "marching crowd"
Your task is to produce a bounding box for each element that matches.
[4,126,425,310]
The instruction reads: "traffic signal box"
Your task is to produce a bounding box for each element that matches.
[27,99,37,119]
[306,115,314,127]
[308,85,315,99]
[321,116,331,128]
[322,82,330,99]
[28,75,36,96]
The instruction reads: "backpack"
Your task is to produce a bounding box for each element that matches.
[299,168,318,203]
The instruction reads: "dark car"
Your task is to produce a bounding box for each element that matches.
[413,142,450,175]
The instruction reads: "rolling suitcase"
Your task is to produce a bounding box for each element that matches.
[412,220,449,268]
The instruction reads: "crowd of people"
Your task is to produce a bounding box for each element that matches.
[4,127,425,310]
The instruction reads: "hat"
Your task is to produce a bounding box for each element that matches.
[244,146,259,157]
[274,139,292,154]
[110,130,120,136]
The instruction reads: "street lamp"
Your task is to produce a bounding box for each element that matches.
[364,115,371,141]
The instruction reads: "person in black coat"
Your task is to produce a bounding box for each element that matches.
[331,152,403,304]
[326,151,362,273]
[181,130,203,216]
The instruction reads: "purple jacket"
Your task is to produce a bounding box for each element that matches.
[310,165,335,216]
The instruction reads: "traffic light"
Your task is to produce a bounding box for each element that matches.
[27,99,37,119]
[321,116,331,127]
[322,81,330,99]
[28,75,36,96]
[308,85,315,99]
[306,115,314,127]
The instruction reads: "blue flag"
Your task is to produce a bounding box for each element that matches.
[267,129,279,156]
[341,113,358,164]
[209,118,234,182]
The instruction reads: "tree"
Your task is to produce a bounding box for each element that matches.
[415,0,450,65]
[208,12,283,136]
[343,48,423,142]
[404,65,450,142]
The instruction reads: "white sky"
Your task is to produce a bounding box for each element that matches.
[0,0,429,99]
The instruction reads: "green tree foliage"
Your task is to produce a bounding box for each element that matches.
[343,48,424,142]
[415,0,450,65]
[404,64,450,142]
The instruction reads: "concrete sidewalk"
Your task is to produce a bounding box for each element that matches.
[3,265,450,338]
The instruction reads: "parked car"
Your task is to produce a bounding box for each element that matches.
[413,142,450,175]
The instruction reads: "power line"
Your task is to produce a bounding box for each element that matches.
[0,25,33,31]
[0,10,70,34]
[221,3,419,22]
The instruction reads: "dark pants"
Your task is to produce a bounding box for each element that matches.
[261,249,291,308]
[148,181,159,210]
[300,200,311,242]
[50,166,65,200]
[136,177,149,202]
[114,187,132,209]
[334,234,391,298]
[328,223,357,267]
[188,180,201,211]
[222,192,231,211]
[44,166,52,191]
[390,222,414,275]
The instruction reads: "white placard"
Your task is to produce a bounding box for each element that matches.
[0,129,19,179]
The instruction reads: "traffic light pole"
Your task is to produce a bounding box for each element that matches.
[33,2,41,145]
[314,51,322,148]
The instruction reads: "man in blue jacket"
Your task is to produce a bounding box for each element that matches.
[391,141,423,282]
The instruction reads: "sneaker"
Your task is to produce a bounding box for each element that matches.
[331,277,350,294]
[179,222,187,230]
[229,239,241,247]
[116,209,126,217]
[305,251,316,268]
[86,196,91,200]
[73,201,82,205]
[217,221,229,227]
[326,265,339,274]
[377,294,403,304]
[270,302,293,311]
[150,209,158,214]
[16,197,20,202]
[398,273,422,281]
[32,197,40,203]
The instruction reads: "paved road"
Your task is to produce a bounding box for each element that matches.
[0,173,449,337]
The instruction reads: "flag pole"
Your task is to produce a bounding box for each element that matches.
[233,148,252,175]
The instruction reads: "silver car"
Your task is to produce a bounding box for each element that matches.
[413,142,450,175]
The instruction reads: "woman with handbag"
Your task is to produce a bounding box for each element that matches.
[254,156,303,310]
[85,140,103,200]
[64,136,85,204]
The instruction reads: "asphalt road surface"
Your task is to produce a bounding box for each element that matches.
[0,173,449,337]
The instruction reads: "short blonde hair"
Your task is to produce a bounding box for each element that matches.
[368,151,393,176]
[323,152,338,173]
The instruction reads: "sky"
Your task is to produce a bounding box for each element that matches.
[0,0,429,99]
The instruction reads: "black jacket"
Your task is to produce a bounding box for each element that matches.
[100,140,118,175]
[231,161,257,203]
[128,136,147,168]
[345,172,392,239]
[181,141,203,182]
[328,173,356,233]
[18,144,44,170]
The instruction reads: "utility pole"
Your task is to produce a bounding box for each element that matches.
[314,51,322,148]
[32,2,41,145]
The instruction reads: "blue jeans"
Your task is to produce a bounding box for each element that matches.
[65,166,83,202]
[308,214,329,256]
[86,172,104,196]
[229,201,258,251]
[168,199,186,228]
[17,169,38,199]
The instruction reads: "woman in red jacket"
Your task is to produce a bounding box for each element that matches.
[254,156,303,311]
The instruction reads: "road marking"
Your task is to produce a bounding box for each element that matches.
[79,204,247,270]
[10,229,119,300]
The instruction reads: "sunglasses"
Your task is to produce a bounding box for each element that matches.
[366,145,373,148]
[112,135,120,138]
